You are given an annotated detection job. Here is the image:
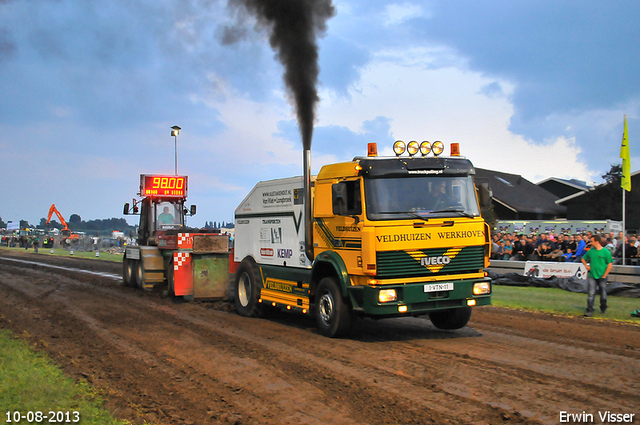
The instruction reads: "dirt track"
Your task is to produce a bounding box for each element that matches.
[1,249,639,425]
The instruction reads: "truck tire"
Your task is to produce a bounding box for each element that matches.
[315,277,352,338]
[234,260,264,317]
[136,261,145,290]
[429,307,472,330]
[166,257,177,298]
[122,255,136,287]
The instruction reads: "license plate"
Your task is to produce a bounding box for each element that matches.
[424,282,454,292]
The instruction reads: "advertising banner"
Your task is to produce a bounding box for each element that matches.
[524,261,588,280]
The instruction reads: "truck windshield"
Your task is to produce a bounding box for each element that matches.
[364,176,481,220]
[156,201,183,230]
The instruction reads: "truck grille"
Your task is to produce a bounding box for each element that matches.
[376,245,485,279]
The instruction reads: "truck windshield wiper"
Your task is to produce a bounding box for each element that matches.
[428,208,476,218]
[378,211,430,222]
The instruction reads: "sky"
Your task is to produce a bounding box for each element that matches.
[1,0,639,227]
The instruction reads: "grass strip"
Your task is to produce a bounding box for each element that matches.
[491,285,640,323]
[0,329,130,424]
[0,246,122,262]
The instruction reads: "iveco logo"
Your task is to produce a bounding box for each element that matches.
[420,256,451,266]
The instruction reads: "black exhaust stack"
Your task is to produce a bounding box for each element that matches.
[303,148,313,261]
[225,0,335,262]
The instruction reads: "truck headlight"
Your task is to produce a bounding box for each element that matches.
[379,289,397,303]
[473,282,491,295]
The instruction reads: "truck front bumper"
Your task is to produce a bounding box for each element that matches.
[347,277,491,317]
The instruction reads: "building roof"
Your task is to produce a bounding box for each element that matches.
[475,168,566,216]
[536,177,591,191]
[555,169,640,205]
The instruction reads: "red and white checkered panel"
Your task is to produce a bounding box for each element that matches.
[173,251,193,296]
[177,233,193,249]
[174,251,190,269]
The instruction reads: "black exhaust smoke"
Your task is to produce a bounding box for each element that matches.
[226,0,335,150]
[227,0,335,262]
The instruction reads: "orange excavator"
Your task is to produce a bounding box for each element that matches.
[46,204,80,245]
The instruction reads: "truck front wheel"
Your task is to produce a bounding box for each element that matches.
[166,257,177,298]
[234,260,264,317]
[315,277,352,338]
[136,261,145,290]
[429,307,472,330]
[122,255,136,287]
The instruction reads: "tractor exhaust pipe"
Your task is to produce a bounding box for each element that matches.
[303,148,314,262]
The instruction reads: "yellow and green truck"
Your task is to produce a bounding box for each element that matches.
[233,141,492,337]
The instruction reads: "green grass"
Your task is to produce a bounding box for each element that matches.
[0,329,130,424]
[492,285,640,323]
[0,246,123,263]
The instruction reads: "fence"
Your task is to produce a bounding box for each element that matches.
[488,260,640,285]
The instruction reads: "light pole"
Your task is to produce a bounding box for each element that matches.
[171,125,181,175]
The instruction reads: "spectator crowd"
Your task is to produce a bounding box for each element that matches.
[491,230,639,264]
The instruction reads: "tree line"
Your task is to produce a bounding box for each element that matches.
[1,216,233,236]
[0,216,136,236]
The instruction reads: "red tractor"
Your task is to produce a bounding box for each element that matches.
[122,174,230,299]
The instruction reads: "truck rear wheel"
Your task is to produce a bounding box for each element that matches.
[234,260,264,317]
[429,307,472,330]
[315,277,352,338]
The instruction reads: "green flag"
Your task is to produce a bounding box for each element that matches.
[621,115,631,191]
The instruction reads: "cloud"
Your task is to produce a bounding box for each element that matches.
[400,1,640,170]
[1,0,636,227]
[479,82,505,99]
[317,48,594,183]
[276,115,394,161]
[384,2,428,26]
[318,35,370,96]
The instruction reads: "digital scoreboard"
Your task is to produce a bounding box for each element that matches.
[140,175,188,197]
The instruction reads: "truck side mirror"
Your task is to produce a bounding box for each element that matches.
[123,203,130,215]
[190,205,197,216]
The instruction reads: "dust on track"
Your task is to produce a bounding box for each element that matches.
[1,249,639,424]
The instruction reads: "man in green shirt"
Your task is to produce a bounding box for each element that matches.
[581,235,613,317]
[158,206,175,225]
